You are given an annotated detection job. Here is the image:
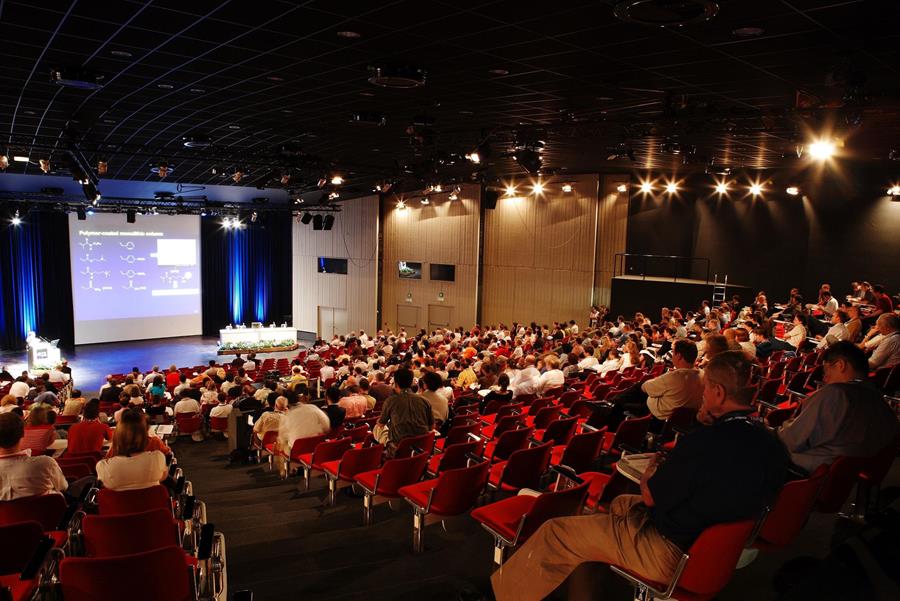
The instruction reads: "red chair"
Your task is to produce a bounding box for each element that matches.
[399,461,491,552]
[393,431,436,458]
[482,413,523,440]
[0,494,68,534]
[356,452,430,525]
[292,437,353,491]
[471,478,590,565]
[815,440,899,519]
[600,415,653,462]
[427,440,484,476]
[484,427,533,463]
[81,509,180,557]
[557,390,581,408]
[322,444,385,506]
[60,462,92,482]
[97,485,172,516]
[55,415,78,425]
[175,412,202,438]
[611,520,756,601]
[59,547,196,601]
[488,442,553,494]
[752,465,828,551]
[525,405,561,430]
[753,378,782,412]
[551,426,607,473]
[435,422,481,451]
[0,521,54,601]
[534,417,577,446]
[286,433,329,480]
[344,424,371,444]
[209,416,228,434]
[0,520,45,572]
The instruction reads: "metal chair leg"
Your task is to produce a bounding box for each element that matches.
[363,493,374,526]
[412,510,425,553]
[492,538,506,567]
[327,478,337,506]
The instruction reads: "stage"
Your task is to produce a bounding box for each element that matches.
[0,333,314,396]
[609,275,754,318]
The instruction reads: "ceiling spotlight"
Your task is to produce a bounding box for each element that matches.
[465,151,481,164]
[504,184,517,197]
[714,181,729,195]
[448,186,461,201]
[420,197,430,205]
[396,200,407,210]
[300,212,313,224]
[616,183,628,193]
[337,30,362,39]
[0,155,7,170]
[665,181,678,194]
[785,186,800,196]
[513,147,542,174]
[280,173,291,186]
[11,210,21,226]
[330,174,344,186]
[532,181,545,195]
[97,160,108,176]
[76,206,86,220]
[232,169,244,183]
[432,184,442,193]
[38,159,50,173]
[157,163,168,178]
[13,155,29,163]
[222,217,233,229]
[639,181,653,194]
[250,211,258,223]
[808,139,836,160]
[749,182,764,196]
[886,185,900,196]
[328,192,340,200]
[561,183,573,193]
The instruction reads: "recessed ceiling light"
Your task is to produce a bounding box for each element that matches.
[337,31,361,39]
[227,124,241,130]
[111,50,133,58]
[359,91,375,97]
[732,26,765,37]
[371,148,380,152]
[266,75,285,82]
[458,110,474,115]
[157,83,174,89]
[102,118,116,124]
[189,88,206,93]
[23,110,36,116]
[281,109,294,114]
[488,68,509,76]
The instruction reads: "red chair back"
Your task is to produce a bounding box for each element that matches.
[289,434,329,459]
[312,437,353,466]
[336,445,384,480]
[492,403,524,422]
[175,413,202,435]
[566,399,593,419]
[82,509,180,557]
[609,415,652,451]
[97,485,171,516]
[59,546,192,601]
[816,441,898,513]
[539,417,577,446]
[756,465,828,549]
[496,443,552,491]
[531,406,562,430]
[557,390,580,408]
[557,428,607,473]
[344,424,371,444]
[676,520,756,597]
[491,414,523,439]
[0,494,67,531]
[435,440,484,473]
[209,416,228,432]
[442,422,482,447]
[372,452,429,495]
[514,393,537,407]
[55,414,79,424]
[490,427,533,462]
[60,462,93,481]
[520,480,589,541]
[394,431,436,458]
[0,520,44,574]
[428,461,491,516]
[755,378,781,406]
[259,430,279,449]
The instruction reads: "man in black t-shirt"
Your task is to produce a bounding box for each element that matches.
[492,351,788,601]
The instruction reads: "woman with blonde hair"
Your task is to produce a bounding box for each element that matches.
[96,409,167,491]
[537,354,564,395]
[0,394,18,414]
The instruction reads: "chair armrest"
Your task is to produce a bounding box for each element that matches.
[410,446,424,456]
[579,423,599,432]
[465,452,483,465]
[20,536,55,580]
[196,523,215,561]
[529,436,542,447]
[467,433,483,443]
[549,464,584,485]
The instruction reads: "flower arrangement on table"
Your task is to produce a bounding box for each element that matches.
[218,340,297,351]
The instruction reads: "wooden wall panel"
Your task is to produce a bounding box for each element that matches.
[381,185,480,331]
[482,175,599,326]
[291,196,378,336]
[594,175,630,308]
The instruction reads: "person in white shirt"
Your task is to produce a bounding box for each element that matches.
[868,314,900,369]
[641,340,703,420]
[9,379,29,400]
[597,348,624,376]
[784,314,807,351]
[577,347,599,370]
[0,412,68,500]
[810,291,838,317]
[243,354,257,371]
[95,410,167,492]
[253,382,274,402]
[253,396,288,438]
[47,366,69,385]
[174,396,201,416]
[359,331,370,346]
[200,380,219,405]
[319,363,336,382]
[817,310,850,349]
[537,356,565,395]
[277,402,331,454]
[512,356,540,398]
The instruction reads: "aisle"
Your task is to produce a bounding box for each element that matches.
[173,439,498,601]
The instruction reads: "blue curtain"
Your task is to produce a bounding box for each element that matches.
[0,211,74,350]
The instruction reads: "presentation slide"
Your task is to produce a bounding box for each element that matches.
[68,213,202,345]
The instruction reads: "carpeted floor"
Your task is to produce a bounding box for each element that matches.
[173,437,900,601]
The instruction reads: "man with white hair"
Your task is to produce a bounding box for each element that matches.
[253,396,289,438]
[868,313,900,369]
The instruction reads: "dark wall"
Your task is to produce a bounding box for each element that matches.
[625,167,900,303]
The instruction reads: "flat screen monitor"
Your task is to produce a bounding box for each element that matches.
[430,263,456,282]
[318,257,348,274]
[398,261,422,279]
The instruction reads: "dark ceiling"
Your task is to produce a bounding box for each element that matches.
[1,0,899,198]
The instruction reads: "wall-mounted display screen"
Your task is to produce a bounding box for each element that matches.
[318,257,348,274]
[398,261,422,279]
[430,263,456,281]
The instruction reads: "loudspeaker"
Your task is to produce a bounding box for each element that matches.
[322,214,334,230]
[126,209,136,223]
[300,212,313,225]
[312,214,323,230]
[76,206,86,220]
[483,189,499,209]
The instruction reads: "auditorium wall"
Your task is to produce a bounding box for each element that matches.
[291,196,378,338]
[482,175,602,327]
[381,186,480,332]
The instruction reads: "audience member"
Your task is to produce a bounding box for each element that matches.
[67,399,112,455]
[0,412,67,500]
[96,409,167,491]
[641,339,703,420]
[868,313,900,369]
[374,368,433,455]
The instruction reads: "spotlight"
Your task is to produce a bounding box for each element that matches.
[157,163,168,178]
[448,186,461,201]
[665,181,678,194]
[532,181,545,195]
[11,210,21,226]
[465,151,481,164]
[504,184,516,197]
[465,141,491,164]
[714,181,729,195]
[76,206,86,220]
[0,154,8,170]
[328,192,340,200]
[312,214,324,230]
[126,209,136,223]
[222,217,233,229]
[561,183,573,193]
[250,211,258,223]
[280,173,291,185]
[300,212,313,224]
[97,160,108,176]
[886,185,900,196]
[513,148,542,174]
[322,214,335,230]
[232,169,244,183]
[420,197,430,205]
[39,159,51,173]
[330,174,344,186]
[639,181,653,194]
[616,183,628,193]
[396,200,407,210]
[749,182,763,196]
[808,139,836,160]
[785,186,800,196]
[13,155,29,163]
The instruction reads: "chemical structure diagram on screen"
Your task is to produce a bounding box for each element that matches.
[120,270,148,291]
[119,254,146,264]
[80,267,112,292]
[161,268,193,289]
[119,241,136,250]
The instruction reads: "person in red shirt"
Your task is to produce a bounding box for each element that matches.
[873,284,894,315]
[66,399,112,455]
[165,365,182,390]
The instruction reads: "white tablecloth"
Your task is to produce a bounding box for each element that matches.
[219,326,297,345]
